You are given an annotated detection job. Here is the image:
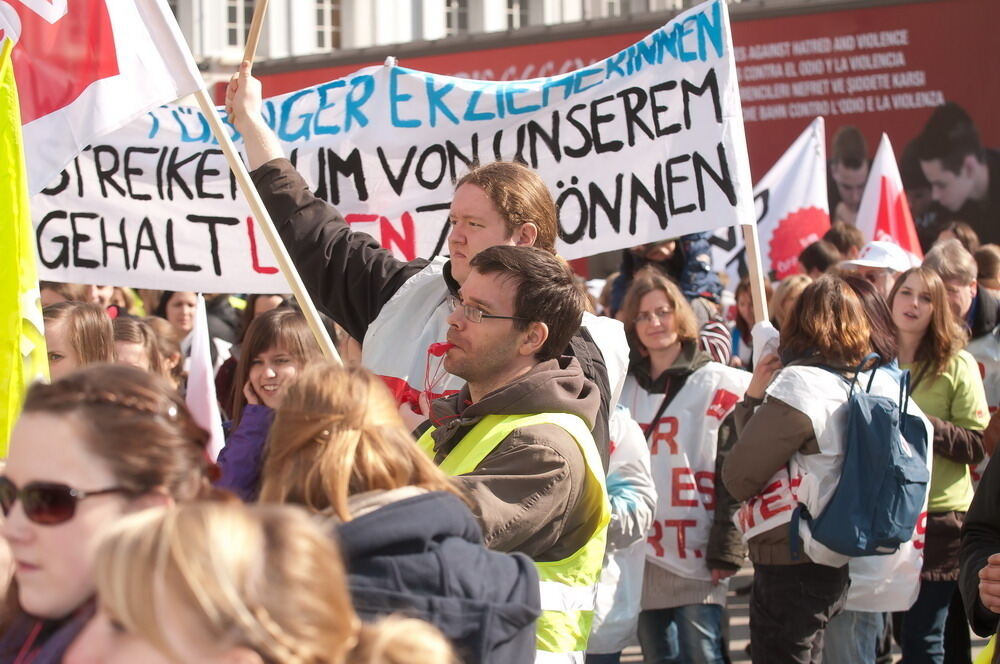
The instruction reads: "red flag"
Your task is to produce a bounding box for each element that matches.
[0,0,201,193]
[856,133,923,261]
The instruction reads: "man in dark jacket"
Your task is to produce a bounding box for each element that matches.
[225,61,625,471]
[960,441,1000,646]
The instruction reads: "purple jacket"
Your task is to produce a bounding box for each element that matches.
[216,404,273,502]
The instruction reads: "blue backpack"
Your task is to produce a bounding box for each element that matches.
[791,355,930,558]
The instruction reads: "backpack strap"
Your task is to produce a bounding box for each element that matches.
[899,369,912,435]
[642,374,687,442]
[789,503,810,561]
[852,352,881,396]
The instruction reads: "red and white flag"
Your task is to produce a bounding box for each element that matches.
[856,133,923,261]
[0,0,202,194]
[186,294,225,461]
[712,117,830,284]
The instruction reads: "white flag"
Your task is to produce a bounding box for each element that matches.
[186,294,225,461]
[712,117,830,285]
[0,0,202,193]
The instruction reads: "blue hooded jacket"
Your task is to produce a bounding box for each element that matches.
[335,491,541,664]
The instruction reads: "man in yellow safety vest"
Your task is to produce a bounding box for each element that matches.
[417,245,609,663]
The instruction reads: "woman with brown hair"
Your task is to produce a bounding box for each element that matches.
[0,364,220,662]
[143,316,184,390]
[889,266,989,664]
[258,361,540,664]
[723,276,896,662]
[66,502,456,664]
[112,317,164,377]
[216,308,323,502]
[617,268,749,664]
[42,302,114,381]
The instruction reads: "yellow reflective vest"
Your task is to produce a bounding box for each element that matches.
[976,635,995,664]
[418,412,610,663]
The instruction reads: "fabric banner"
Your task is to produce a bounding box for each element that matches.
[0,0,202,194]
[856,132,923,260]
[0,37,47,456]
[29,0,755,293]
[711,116,829,286]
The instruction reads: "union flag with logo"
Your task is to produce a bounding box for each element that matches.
[711,116,831,285]
[0,0,201,193]
[855,133,924,262]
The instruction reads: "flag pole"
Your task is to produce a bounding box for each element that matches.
[741,223,770,324]
[191,0,341,364]
[193,89,341,364]
[242,0,269,72]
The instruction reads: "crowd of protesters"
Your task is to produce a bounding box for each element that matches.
[4,68,1000,664]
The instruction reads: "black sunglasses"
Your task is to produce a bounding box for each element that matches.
[0,477,131,526]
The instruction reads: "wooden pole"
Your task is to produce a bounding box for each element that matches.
[193,88,342,364]
[242,0,269,71]
[198,0,340,363]
[741,222,770,324]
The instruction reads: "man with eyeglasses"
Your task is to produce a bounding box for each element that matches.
[226,63,626,471]
[416,245,609,663]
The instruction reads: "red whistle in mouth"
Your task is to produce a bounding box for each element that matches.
[427,342,455,357]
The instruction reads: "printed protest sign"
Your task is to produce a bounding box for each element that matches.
[31,0,754,293]
[711,116,829,286]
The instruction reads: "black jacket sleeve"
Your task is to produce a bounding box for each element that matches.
[960,454,1000,637]
[251,158,429,341]
[565,326,611,472]
[708,410,748,571]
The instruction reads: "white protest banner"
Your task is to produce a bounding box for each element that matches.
[30,0,755,293]
[711,116,829,286]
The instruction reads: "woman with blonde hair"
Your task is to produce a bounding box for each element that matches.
[66,502,455,664]
[769,273,812,331]
[259,362,540,664]
[889,266,989,663]
[42,302,114,381]
[112,317,164,377]
[0,365,220,662]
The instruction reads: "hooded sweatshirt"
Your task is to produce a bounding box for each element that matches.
[425,356,602,562]
[334,490,540,664]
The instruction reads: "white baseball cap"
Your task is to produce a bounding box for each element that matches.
[841,241,913,273]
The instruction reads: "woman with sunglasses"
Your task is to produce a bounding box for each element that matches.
[0,364,220,663]
[617,268,749,664]
[888,267,990,664]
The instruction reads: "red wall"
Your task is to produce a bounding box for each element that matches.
[255,0,1000,179]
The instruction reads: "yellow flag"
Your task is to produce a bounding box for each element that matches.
[0,39,48,456]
